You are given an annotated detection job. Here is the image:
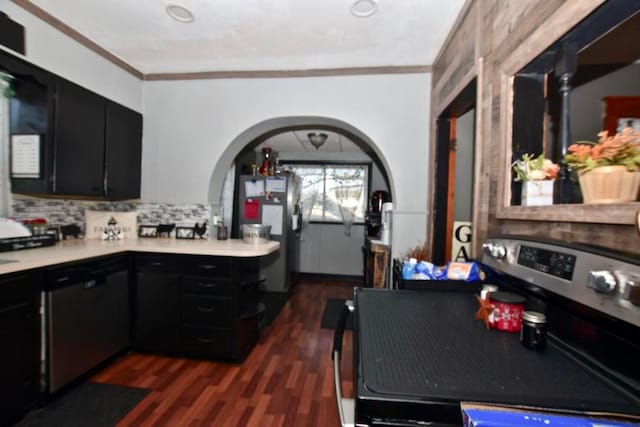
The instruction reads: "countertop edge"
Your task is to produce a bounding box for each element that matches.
[0,239,280,275]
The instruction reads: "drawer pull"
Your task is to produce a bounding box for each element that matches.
[196,337,216,343]
[197,282,217,289]
[150,262,163,267]
[56,276,70,283]
[198,264,217,270]
[197,305,216,313]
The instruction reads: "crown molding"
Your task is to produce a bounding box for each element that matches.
[144,65,432,81]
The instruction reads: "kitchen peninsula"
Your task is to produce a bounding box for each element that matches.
[0,238,279,273]
[0,238,279,425]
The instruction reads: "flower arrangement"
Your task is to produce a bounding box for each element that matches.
[564,127,640,174]
[512,153,560,181]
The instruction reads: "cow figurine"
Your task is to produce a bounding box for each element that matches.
[60,224,82,240]
[157,223,176,237]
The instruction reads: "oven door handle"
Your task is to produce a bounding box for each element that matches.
[332,299,355,427]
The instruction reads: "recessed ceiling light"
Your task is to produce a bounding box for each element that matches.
[351,0,378,17]
[166,4,194,23]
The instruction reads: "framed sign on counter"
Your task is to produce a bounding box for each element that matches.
[10,134,42,179]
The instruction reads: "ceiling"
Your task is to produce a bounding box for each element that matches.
[255,130,363,153]
[22,0,466,75]
[15,0,466,153]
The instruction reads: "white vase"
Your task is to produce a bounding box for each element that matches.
[521,180,554,206]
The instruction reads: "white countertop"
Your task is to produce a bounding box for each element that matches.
[0,238,280,275]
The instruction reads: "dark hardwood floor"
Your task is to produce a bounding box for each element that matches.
[92,278,355,427]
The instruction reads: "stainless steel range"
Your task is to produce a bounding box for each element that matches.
[333,235,640,427]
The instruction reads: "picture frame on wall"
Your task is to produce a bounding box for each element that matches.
[138,225,158,238]
[175,226,195,239]
[10,134,43,179]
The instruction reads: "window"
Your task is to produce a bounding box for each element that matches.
[286,163,369,223]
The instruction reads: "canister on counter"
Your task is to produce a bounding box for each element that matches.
[488,291,526,332]
[521,311,547,350]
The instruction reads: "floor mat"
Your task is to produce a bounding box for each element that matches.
[17,381,149,427]
[320,298,354,330]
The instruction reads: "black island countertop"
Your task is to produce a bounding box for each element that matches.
[354,288,640,425]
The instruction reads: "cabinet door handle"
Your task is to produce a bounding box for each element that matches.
[198,264,217,270]
[197,305,216,313]
[197,282,217,289]
[196,337,216,343]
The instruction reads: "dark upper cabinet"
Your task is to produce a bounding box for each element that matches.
[53,79,143,199]
[2,49,142,200]
[2,50,55,195]
[53,78,106,197]
[105,101,142,199]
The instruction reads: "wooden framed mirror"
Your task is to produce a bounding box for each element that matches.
[495,0,640,225]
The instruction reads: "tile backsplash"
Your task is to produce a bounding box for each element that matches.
[10,197,211,236]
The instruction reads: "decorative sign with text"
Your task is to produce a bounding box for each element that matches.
[451,221,472,262]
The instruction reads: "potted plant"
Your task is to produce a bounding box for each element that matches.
[563,127,640,203]
[512,153,560,206]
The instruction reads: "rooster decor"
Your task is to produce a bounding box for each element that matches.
[193,221,207,239]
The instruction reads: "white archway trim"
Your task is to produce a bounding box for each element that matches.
[207,116,395,210]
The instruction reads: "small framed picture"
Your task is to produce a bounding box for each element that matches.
[138,225,158,238]
[175,226,195,239]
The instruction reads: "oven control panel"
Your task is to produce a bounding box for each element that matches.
[517,245,576,281]
[482,237,640,328]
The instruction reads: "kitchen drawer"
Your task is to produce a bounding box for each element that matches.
[182,276,233,297]
[182,295,232,326]
[181,325,231,358]
[134,253,179,272]
[181,255,231,277]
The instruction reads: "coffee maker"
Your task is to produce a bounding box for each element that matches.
[366,190,390,237]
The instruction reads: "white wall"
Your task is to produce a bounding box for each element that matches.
[142,73,431,258]
[298,223,365,276]
[454,108,474,222]
[0,1,142,111]
[571,63,640,142]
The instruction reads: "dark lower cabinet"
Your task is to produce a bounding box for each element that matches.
[0,271,42,426]
[134,254,181,353]
[133,253,261,361]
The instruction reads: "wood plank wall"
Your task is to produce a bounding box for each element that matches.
[431,0,640,256]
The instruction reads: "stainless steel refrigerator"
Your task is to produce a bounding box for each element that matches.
[234,173,301,293]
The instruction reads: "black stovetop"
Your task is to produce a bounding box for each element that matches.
[354,289,640,425]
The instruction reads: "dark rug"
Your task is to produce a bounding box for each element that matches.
[261,291,289,326]
[17,382,149,427]
[320,298,354,331]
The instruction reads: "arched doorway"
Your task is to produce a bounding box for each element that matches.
[207,116,393,286]
[207,116,393,209]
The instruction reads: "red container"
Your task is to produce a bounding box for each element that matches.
[488,292,526,332]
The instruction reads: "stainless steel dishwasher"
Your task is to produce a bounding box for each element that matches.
[46,256,130,393]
